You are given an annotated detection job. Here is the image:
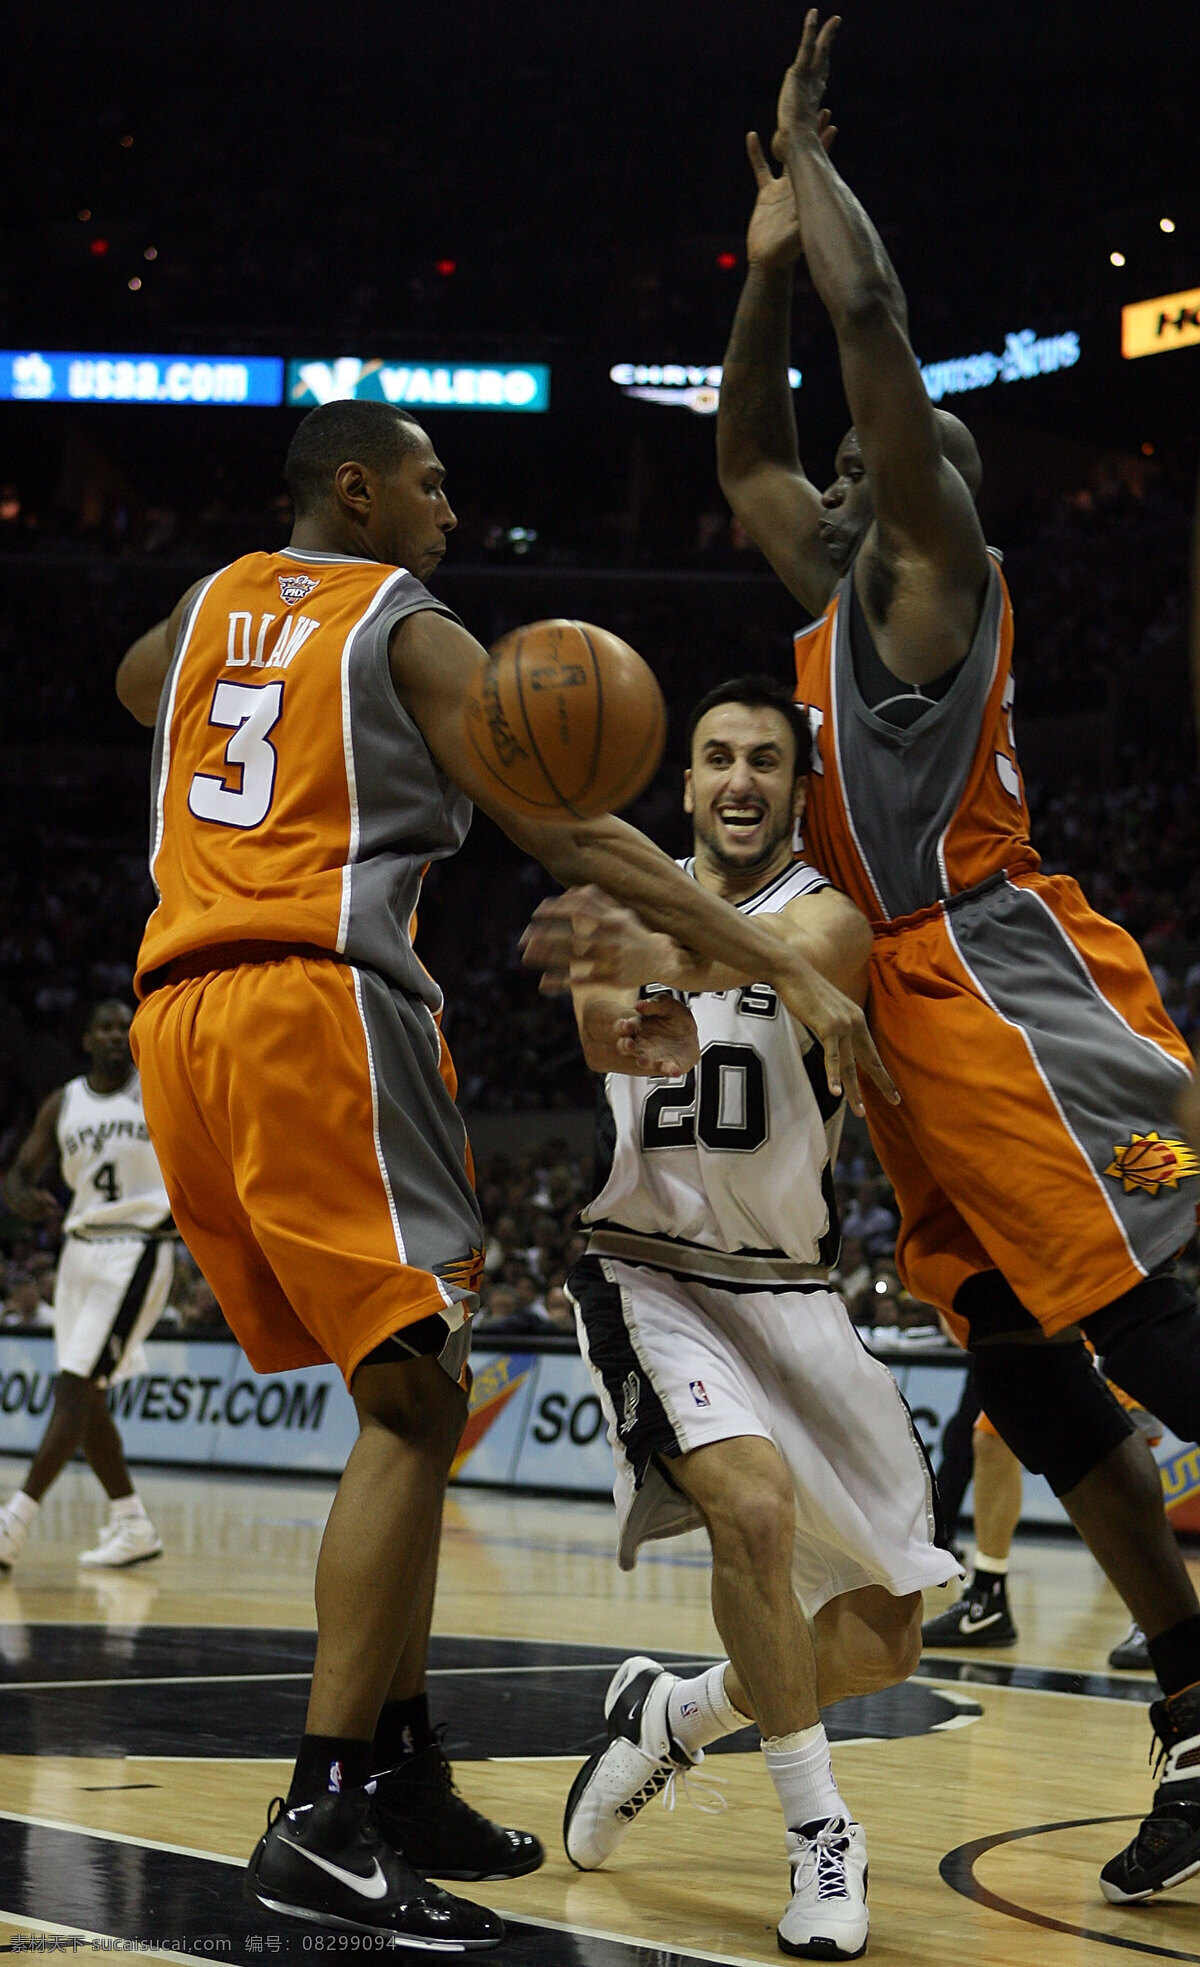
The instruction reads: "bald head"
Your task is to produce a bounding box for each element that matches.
[933,410,983,500]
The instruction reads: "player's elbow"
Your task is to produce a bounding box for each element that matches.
[835,280,904,340]
[115,654,158,727]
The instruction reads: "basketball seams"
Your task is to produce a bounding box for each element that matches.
[511,621,588,820]
[573,622,606,808]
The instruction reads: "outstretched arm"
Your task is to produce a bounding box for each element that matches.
[717,126,838,619]
[774,12,988,673]
[389,608,895,1113]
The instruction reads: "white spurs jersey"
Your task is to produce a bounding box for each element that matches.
[584,859,845,1289]
[57,1072,170,1237]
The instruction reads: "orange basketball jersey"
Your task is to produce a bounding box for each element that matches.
[135,550,468,1003]
[793,554,1036,925]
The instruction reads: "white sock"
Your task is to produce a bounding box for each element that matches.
[763,1724,847,1832]
[970,1549,1009,1576]
[7,1493,39,1530]
[667,1662,752,1756]
[110,1494,147,1522]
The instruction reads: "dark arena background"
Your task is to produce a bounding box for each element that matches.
[1,4,1199,1964]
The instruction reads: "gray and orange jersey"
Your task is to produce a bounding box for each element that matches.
[793,552,1036,927]
[136,549,471,1009]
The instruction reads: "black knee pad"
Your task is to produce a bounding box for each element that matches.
[971,1338,1134,1497]
[1083,1268,1200,1445]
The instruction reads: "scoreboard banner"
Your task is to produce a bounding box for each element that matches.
[1121,288,1200,360]
[0,351,284,405]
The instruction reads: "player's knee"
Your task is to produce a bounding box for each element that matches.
[888,1592,924,1681]
[971,1338,1133,1497]
[353,1356,467,1459]
[1083,1269,1200,1414]
[53,1371,93,1416]
[709,1482,795,1576]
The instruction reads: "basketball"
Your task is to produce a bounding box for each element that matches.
[460,618,667,821]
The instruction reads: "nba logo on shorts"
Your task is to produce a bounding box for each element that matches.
[689,1379,711,1408]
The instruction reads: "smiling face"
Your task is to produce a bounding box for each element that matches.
[819,428,874,573]
[684,701,805,896]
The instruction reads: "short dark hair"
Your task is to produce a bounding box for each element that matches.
[86,998,133,1031]
[284,400,426,516]
[684,675,813,782]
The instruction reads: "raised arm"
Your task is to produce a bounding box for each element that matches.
[116,578,208,727]
[773,12,988,675]
[717,129,838,619]
[3,1089,64,1223]
[389,608,894,1112]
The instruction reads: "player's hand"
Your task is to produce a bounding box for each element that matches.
[777,956,898,1117]
[745,114,836,271]
[773,9,841,159]
[15,1187,62,1225]
[614,997,700,1078]
[521,887,677,993]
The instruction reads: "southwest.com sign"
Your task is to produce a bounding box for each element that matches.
[0,350,284,405]
[1122,288,1200,360]
[287,357,549,412]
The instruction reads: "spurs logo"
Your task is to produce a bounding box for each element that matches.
[620,1371,640,1434]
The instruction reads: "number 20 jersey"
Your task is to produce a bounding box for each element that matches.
[134,550,469,1010]
[583,860,846,1289]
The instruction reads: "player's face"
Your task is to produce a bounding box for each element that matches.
[685,703,804,881]
[819,430,873,572]
[84,1004,133,1077]
[373,434,458,576]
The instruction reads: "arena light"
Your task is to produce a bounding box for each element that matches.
[286,358,550,412]
[1110,251,1126,267]
[0,350,285,405]
[1122,288,1200,360]
[609,361,802,415]
[1160,218,1176,234]
[919,327,1081,404]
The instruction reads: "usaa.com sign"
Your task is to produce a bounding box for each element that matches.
[287,358,549,412]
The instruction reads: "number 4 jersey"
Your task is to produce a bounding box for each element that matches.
[583,860,845,1288]
[134,551,469,1009]
[58,1071,169,1236]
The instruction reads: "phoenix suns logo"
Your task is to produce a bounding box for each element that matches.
[277,572,320,605]
[1104,1131,1200,1197]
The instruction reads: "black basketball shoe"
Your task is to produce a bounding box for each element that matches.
[1101,1684,1200,1902]
[244,1788,504,1946]
[370,1741,544,1881]
[921,1578,1017,1650]
[1107,1621,1152,1673]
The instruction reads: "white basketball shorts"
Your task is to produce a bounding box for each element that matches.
[569,1253,960,1618]
[53,1235,173,1385]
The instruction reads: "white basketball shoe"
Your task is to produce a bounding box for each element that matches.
[563,1655,700,1869]
[78,1514,163,1568]
[778,1816,869,1960]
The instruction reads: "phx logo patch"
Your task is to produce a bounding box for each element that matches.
[277,572,321,605]
[1105,1131,1200,1197]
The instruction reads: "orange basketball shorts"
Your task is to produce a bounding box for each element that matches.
[132,953,484,1385]
[860,870,1197,1341]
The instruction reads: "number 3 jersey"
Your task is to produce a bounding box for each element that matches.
[583,860,846,1288]
[57,1072,170,1236]
[134,551,470,1010]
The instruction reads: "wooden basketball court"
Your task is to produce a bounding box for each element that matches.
[0,1455,1196,1966]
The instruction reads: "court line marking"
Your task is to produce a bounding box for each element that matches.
[940,1813,1200,1961]
[0,1660,715,1695]
[919,1670,1155,1709]
[0,1810,769,1967]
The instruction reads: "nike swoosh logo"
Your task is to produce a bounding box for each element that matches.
[958,1611,1004,1634]
[282,1839,390,1901]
